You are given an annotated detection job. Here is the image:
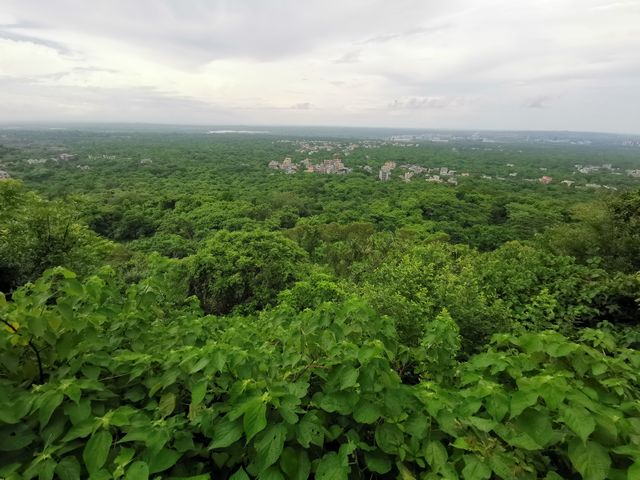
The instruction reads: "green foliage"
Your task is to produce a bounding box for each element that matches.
[3,129,640,479]
[186,230,308,314]
[1,269,639,479]
[0,180,112,292]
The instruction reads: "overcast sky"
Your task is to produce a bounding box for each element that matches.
[1,0,639,133]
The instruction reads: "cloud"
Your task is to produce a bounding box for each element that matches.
[290,102,314,110]
[0,0,638,132]
[388,96,464,110]
[525,96,554,109]
[334,50,361,64]
[362,24,450,44]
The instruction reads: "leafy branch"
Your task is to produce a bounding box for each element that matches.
[1,318,45,384]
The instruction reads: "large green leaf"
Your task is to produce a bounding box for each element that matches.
[38,391,64,428]
[296,413,324,448]
[210,417,243,449]
[425,440,448,471]
[364,451,391,474]
[353,399,382,424]
[55,457,81,480]
[125,461,150,480]
[561,405,596,443]
[149,448,182,474]
[279,446,310,480]
[254,423,287,472]
[568,440,611,480]
[462,455,491,480]
[229,468,250,480]
[83,430,112,474]
[243,397,268,441]
[315,452,348,480]
[375,423,404,454]
[158,392,176,417]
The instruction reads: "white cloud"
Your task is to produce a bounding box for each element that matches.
[0,0,638,132]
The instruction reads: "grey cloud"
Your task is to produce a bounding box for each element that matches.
[525,96,553,109]
[388,96,463,110]
[362,24,450,44]
[0,78,238,124]
[0,29,73,54]
[335,50,361,64]
[2,0,453,64]
[290,102,314,110]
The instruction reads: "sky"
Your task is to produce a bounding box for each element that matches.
[0,0,639,133]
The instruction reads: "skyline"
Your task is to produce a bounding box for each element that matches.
[1,1,639,134]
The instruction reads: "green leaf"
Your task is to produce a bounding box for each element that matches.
[34,458,57,480]
[229,468,250,480]
[296,413,324,448]
[149,448,181,474]
[364,451,391,474]
[561,405,596,443]
[279,446,310,480]
[396,462,416,480]
[568,439,611,480]
[0,396,33,424]
[38,391,64,428]
[315,452,348,480]
[629,462,640,480]
[468,416,497,432]
[315,391,358,415]
[190,379,207,407]
[425,440,448,471]
[462,455,491,480]
[63,419,94,442]
[375,423,404,454]
[243,397,267,442]
[515,409,555,448]
[353,399,382,424]
[337,366,359,390]
[125,461,150,480]
[55,457,81,480]
[83,430,112,474]
[509,390,538,418]
[257,466,285,480]
[254,423,287,472]
[158,392,176,417]
[210,417,243,449]
[488,452,516,480]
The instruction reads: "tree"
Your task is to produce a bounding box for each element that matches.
[187,229,308,314]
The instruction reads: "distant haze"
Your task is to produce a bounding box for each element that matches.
[1,1,639,134]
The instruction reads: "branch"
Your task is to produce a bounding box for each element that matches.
[1,318,45,384]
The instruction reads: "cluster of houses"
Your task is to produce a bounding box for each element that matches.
[23,153,75,165]
[378,161,397,181]
[268,157,352,175]
[574,164,615,174]
[378,163,468,185]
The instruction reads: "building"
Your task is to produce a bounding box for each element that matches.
[539,176,553,185]
[0,170,10,180]
[379,168,391,181]
[58,153,75,161]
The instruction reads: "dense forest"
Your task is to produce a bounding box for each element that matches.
[1,128,640,479]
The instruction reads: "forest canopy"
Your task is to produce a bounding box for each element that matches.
[1,129,640,479]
